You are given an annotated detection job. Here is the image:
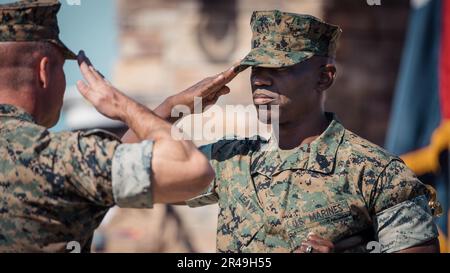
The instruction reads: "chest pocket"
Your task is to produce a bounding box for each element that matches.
[216,149,265,252]
[216,191,265,252]
[230,192,265,250]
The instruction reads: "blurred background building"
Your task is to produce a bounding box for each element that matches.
[47,0,450,252]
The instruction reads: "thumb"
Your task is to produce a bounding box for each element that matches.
[219,86,231,96]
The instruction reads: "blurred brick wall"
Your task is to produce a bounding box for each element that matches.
[114,0,324,101]
[323,0,410,145]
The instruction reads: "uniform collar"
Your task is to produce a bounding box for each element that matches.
[251,113,345,176]
[0,104,36,123]
[306,114,345,174]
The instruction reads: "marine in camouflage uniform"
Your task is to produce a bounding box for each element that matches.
[0,0,213,252]
[0,1,152,252]
[184,10,440,253]
[0,105,149,252]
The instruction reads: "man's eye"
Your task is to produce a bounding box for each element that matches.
[251,67,261,73]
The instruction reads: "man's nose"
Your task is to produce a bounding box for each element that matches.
[252,73,272,86]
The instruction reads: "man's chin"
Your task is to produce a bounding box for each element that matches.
[256,108,280,125]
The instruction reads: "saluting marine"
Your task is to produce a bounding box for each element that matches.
[124,10,441,253]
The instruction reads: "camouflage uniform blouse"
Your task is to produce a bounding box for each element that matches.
[0,105,154,252]
[187,114,438,253]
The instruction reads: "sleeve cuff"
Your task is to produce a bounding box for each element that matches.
[112,140,154,208]
[375,195,439,253]
[186,192,219,207]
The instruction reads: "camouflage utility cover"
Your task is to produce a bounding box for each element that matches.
[0,0,76,59]
[239,10,342,71]
[188,114,438,253]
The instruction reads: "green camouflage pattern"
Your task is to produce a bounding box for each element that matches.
[238,10,342,72]
[0,104,120,252]
[0,0,76,60]
[187,113,438,253]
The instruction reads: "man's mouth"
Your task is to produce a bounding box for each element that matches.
[254,97,275,105]
[253,92,277,105]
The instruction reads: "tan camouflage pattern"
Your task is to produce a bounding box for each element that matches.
[0,0,76,60]
[238,10,342,72]
[187,113,438,253]
[0,104,121,252]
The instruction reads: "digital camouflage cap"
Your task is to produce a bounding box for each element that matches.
[238,10,342,72]
[0,0,76,60]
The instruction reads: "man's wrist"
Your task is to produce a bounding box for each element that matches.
[118,95,133,124]
[159,96,175,115]
[121,98,147,127]
[155,96,181,122]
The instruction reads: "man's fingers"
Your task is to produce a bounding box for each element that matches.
[79,60,98,86]
[89,65,105,81]
[220,63,240,83]
[78,51,99,86]
[306,234,334,248]
[77,50,93,66]
[199,75,225,98]
[296,242,315,253]
[210,74,226,87]
[205,62,241,93]
[295,243,317,253]
[293,244,306,253]
[218,85,231,96]
[214,62,240,87]
[300,241,333,253]
[293,233,335,253]
[205,86,230,102]
[309,244,332,253]
[76,80,92,99]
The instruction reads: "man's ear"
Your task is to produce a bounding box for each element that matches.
[317,64,336,92]
[38,56,51,89]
